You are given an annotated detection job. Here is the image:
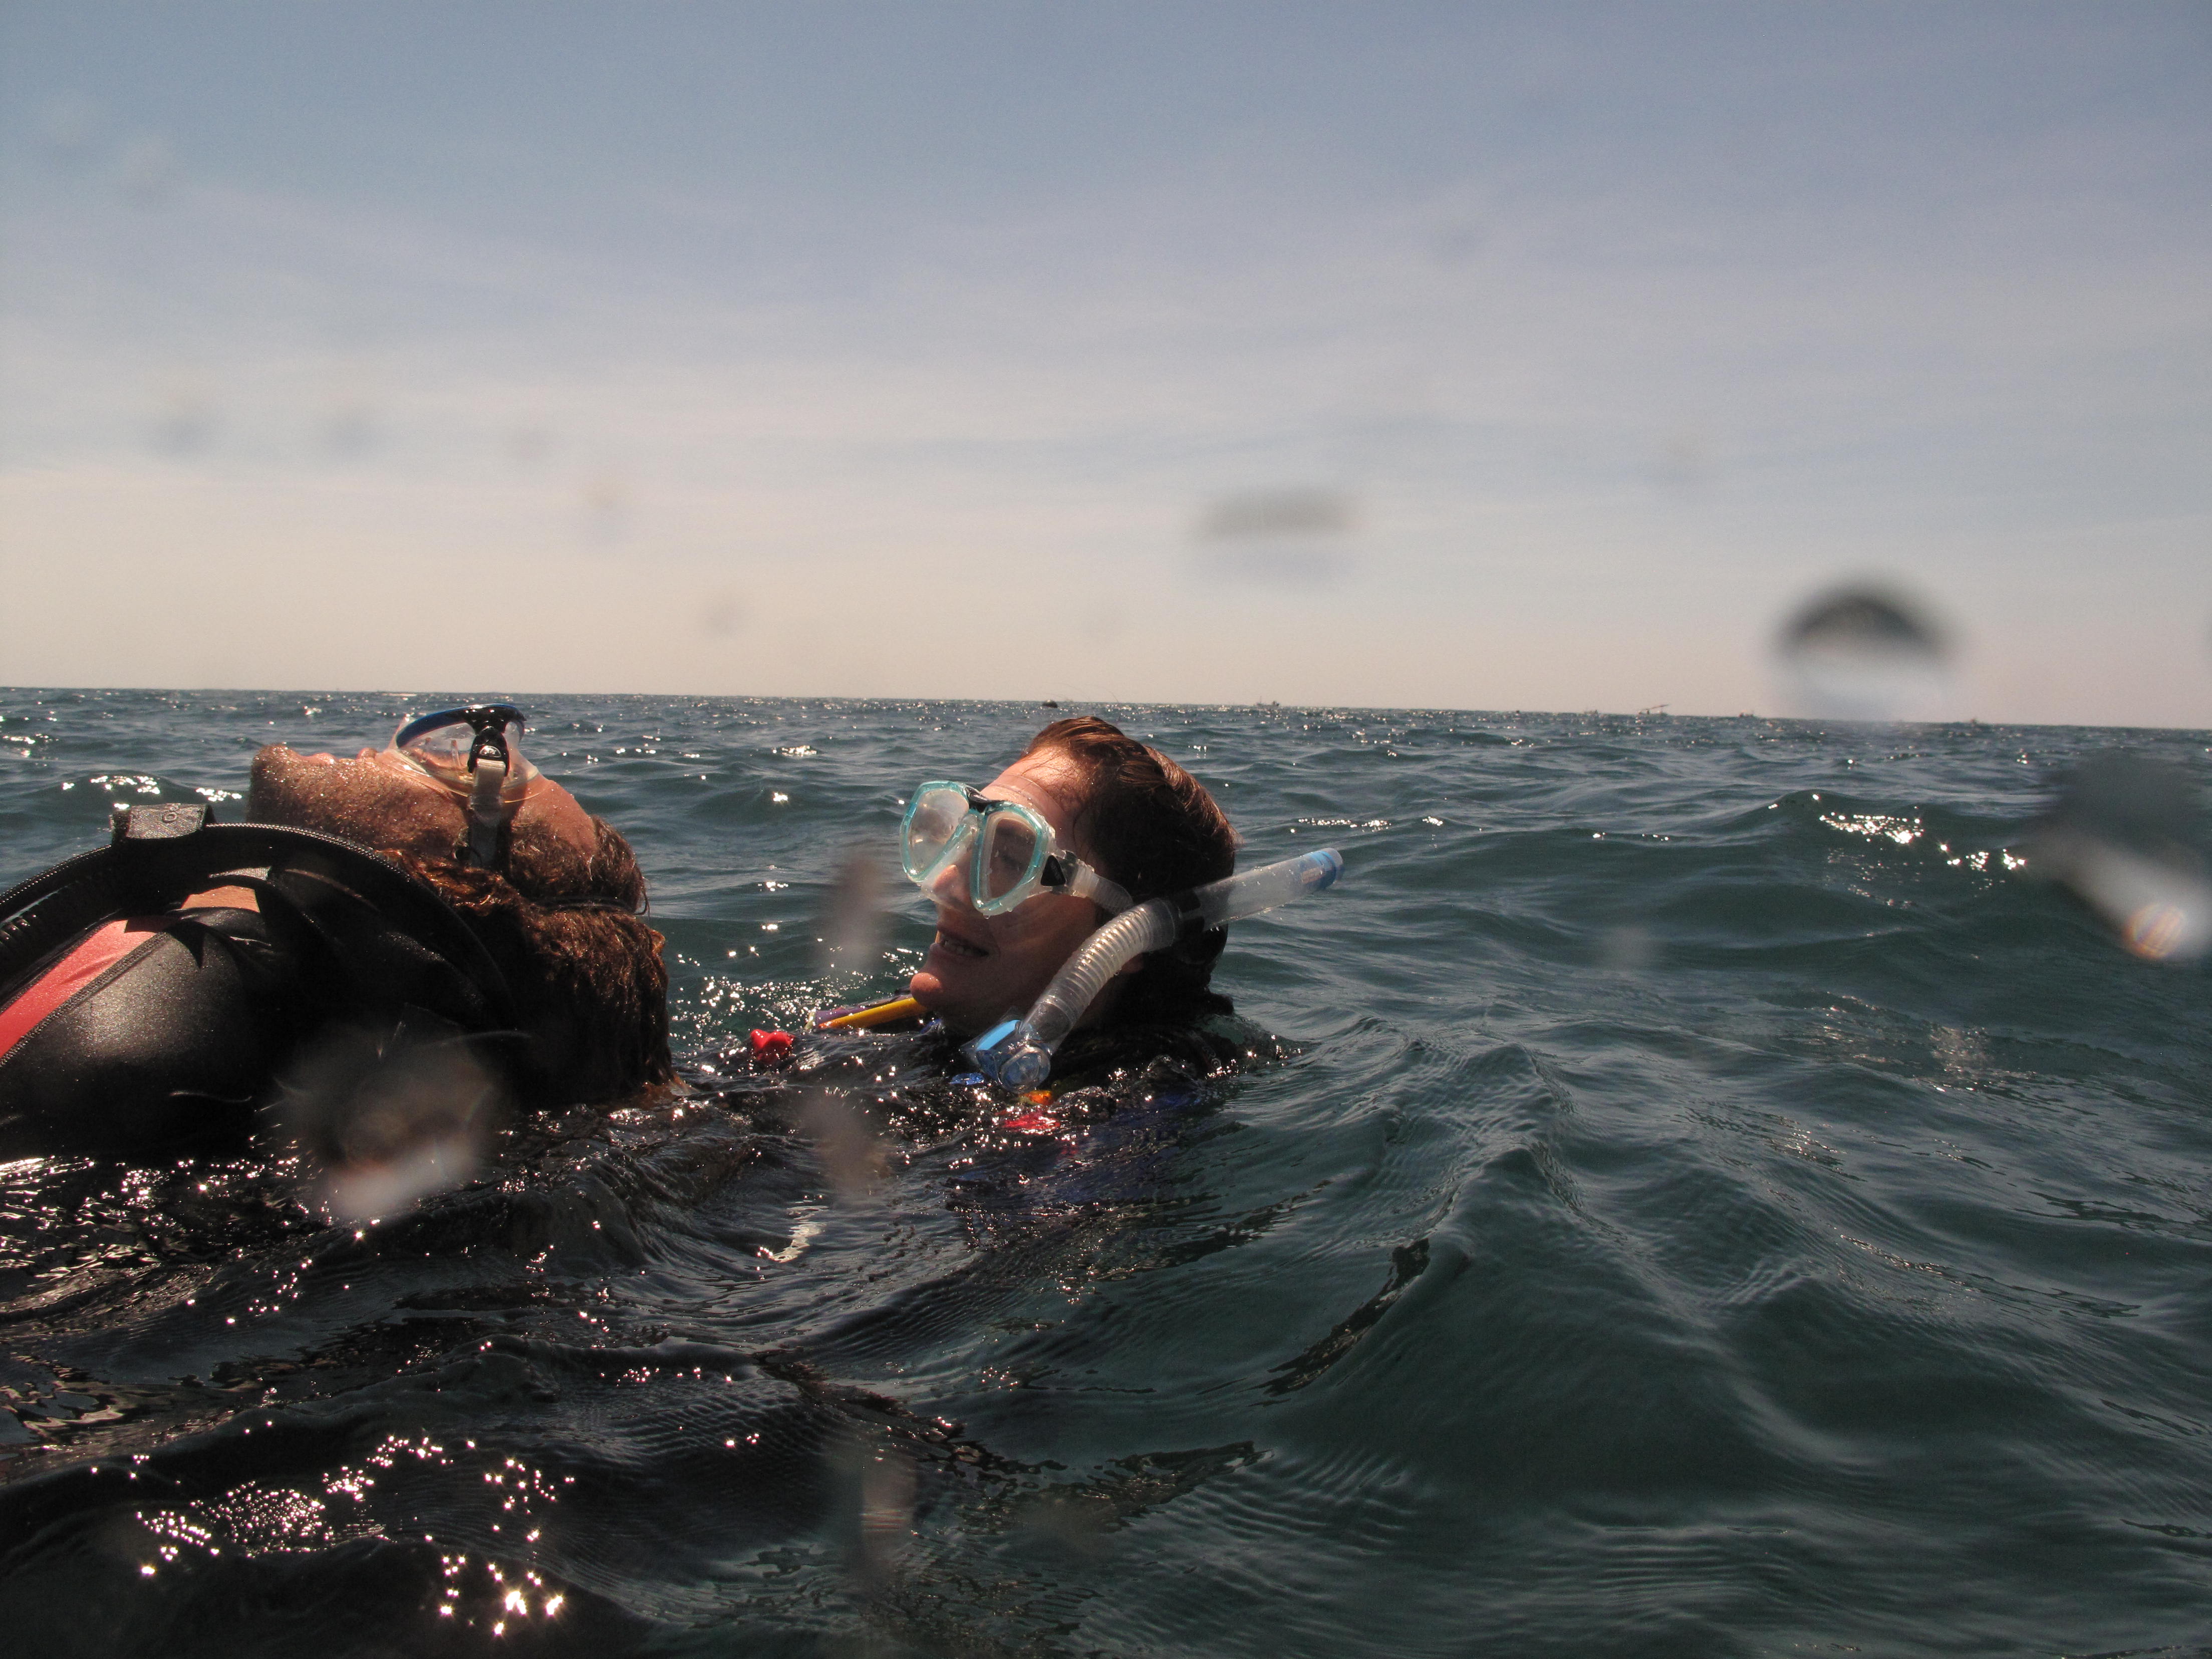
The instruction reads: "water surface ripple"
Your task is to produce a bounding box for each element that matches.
[0,691,2207,1656]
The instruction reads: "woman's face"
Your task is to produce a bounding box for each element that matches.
[907,749,1113,1038]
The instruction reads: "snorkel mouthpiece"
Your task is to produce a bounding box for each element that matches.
[968,1017,1047,1091]
[962,848,1345,1090]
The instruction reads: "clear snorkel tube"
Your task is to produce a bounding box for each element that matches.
[962,847,1346,1090]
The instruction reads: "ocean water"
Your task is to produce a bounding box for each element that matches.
[1,689,2208,1658]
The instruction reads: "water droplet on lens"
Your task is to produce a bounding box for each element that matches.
[507,426,553,465]
[321,402,377,456]
[581,473,632,543]
[1200,488,1354,539]
[38,93,100,161]
[1429,219,1486,266]
[115,136,179,206]
[1598,925,1657,970]
[1015,1493,1117,1561]
[828,1432,915,1587]
[277,1028,505,1221]
[817,845,888,974]
[1194,488,1356,584]
[798,1087,887,1202]
[2024,752,2211,963]
[1775,583,1952,721]
[1652,430,1714,492]
[698,589,743,637]
[150,385,215,455]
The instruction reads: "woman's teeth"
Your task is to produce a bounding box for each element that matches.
[935,929,989,960]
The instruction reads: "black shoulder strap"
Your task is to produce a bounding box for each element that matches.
[0,807,517,1030]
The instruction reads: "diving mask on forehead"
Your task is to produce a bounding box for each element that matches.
[901,781,1134,918]
[387,704,539,869]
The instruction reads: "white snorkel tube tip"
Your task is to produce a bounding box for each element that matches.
[390,703,531,870]
[465,752,511,868]
[963,847,1346,1090]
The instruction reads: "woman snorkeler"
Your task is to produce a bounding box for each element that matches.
[904,716,1241,1044]
[792,715,1337,1101]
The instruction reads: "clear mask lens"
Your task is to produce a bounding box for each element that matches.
[979,811,1043,905]
[901,782,1059,913]
[387,708,539,803]
[902,785,973,883]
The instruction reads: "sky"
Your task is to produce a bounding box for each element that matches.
[2,2,2207,725]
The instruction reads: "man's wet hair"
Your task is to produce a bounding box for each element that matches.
[398,817,671,1102]
[243,747,671,1100]
[1021,715,1238,1023]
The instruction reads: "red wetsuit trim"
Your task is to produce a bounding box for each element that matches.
[0,919,157,1062]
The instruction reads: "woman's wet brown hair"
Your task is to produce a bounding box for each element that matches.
[1021,715,1239,1024]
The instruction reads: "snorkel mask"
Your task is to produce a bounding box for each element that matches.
[387,704,540,869]
[900,781,1134,917]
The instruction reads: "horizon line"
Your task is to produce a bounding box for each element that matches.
[4,684,2208,738]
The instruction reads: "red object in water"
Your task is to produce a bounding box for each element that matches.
[1003,1110,1061,1135]
[748,1029,795,1064]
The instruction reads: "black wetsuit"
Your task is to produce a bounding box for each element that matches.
[0,804,522,1158]
[711,995,1263,1144]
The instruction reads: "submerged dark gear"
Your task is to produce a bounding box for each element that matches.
[0,803,525,1157]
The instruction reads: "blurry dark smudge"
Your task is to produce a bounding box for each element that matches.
[1194,489,1357,585]
[817,845,889,975]
[2025,753,2211,963]
[1783,584,1947,661]
[321,402,377,457]
[786,827,899,1205]
[506,425,553,465]
[115,136,179,206]
[798,1087,888,1203]
[1429,220,1487,266]
[698,588,744,637]
[1775,582,1952,721]
[829,1431,917,1588]
[150,388,216,456]
[581,473,633,543]
[1598,925,1658,971]
[37,94,100,162]
[1653,430,1714,492]
[1201,489,1356,539]
[276,1025,506,1222]
[1012,1493,1118,1562]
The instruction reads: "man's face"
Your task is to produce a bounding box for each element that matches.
[908,750,1112,1038]
[248,744,598,872]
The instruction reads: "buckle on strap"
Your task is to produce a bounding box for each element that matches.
[110,802,211,846]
